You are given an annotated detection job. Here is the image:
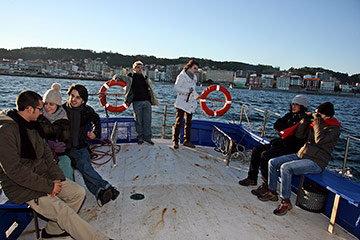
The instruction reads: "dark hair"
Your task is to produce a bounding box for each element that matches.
[67,84,88,103]
[289,103,307,113]
[16,90,42,111]
[184,59,199,71]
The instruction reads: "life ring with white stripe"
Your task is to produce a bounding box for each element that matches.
[200,85,232,117]
[99,80,130,113]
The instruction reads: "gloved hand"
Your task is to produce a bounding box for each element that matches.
[48,140,66,153]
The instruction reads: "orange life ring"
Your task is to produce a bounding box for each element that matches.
[98,79,130,113]
[200,85,232,117]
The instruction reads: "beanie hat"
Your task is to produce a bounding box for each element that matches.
[292,95,308,108]
[67,84,88,103]
[316,102,334,118]
[43,83,62,106]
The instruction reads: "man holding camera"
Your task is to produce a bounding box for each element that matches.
[258,102,341,216]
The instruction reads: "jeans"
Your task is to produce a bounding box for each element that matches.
[133,101,152,141]
[268,153,322,199]
[248,143,297,182]
[69,148,110,196]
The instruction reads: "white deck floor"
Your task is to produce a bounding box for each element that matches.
[19,139,356,240]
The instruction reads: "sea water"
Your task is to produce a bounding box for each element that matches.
[1,75,359,182]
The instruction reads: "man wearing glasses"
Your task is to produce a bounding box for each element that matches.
[0,90,111,239]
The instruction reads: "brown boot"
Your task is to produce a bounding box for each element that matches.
[173,142,179,149]
[251,182,268,196]
[238,177,257,186]
[183,141,195,148]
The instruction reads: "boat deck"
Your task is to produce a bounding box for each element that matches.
[19,139,356,240]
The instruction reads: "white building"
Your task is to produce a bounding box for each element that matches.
[234,77,247,87]
[261,74,274,88]
[205,69,234,83]
[276,76,290,90]
[289,75,302,89]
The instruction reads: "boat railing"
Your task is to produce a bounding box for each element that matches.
[91,92,283,139]
[151,101,281,139]
[341,135,360,177]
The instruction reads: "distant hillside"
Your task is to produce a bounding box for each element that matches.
[0,47,358,84]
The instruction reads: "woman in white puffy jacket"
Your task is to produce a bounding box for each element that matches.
[172,60,200,149]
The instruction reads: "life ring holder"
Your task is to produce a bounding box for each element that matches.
[200,85,232,116]
[99,80,130,113]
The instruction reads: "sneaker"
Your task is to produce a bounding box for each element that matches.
[137,139,144,145]
[238,177,257,186]
[273,199,292,216]
[109,186,120,201]
[183,141,195,148]
[97,188,113,206]
[41,228,70,239]
[257,190,279,202]
[251,183,268,196]
[173,142,179,149]
[145,139,154,145]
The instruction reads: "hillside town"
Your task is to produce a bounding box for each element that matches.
[0,57,358,93]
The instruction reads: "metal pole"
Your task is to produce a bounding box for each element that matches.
[261,110,268,137]
[239,104,244,124]
[342,136,351,177]
[162,105,168,139]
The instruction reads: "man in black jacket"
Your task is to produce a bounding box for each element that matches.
[238,95,309,196]
[63,84,119,206]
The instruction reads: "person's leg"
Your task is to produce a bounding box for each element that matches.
[260,146,293,183]
[70,148,110,196]
[267,153,299,192]
[27,180,110,240]
[183,111,193,143]
[143,101,153,142]
[239,144,269,186]
[279,158,322,199]
[133,101,144,142]
[172,108,184,144]
[57,155,74,181]
[248,144,269,180]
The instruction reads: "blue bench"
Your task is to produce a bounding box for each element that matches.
[295,169,360,236]
[0,189,40,239]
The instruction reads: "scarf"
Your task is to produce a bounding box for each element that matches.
[42,106,67,124]
[185,70,194,80]
[278,117,341,139]
[66,102,85,148]
[7,110,39,159]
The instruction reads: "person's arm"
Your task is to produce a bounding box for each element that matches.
[273,113,291,131]
[174,72,190,95]
[294,113,312,139]
[312,115,340,145]
[147,79,159,105]
[88,108,101,139]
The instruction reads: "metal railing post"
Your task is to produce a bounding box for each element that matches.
[261,110,268,137]
[239,104,244,124]
[341,136,351,177]
[162,104,168,139]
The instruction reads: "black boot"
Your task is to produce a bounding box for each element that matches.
[97,188,113,206]
[109,186,120,201]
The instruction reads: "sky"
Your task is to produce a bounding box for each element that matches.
[1,0,359,75]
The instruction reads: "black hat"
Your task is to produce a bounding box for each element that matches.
[316,102,334,118]
[67,84,88,103]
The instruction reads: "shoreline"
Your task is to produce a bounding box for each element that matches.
[1,73,359,98]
